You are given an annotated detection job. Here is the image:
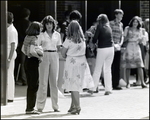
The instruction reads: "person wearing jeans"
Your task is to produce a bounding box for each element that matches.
[92,14,114,95]
[22,21,43,114]
[110,9,124,90]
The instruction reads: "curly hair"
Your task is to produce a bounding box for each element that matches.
[41,15,57,33]
[128,16,141,29]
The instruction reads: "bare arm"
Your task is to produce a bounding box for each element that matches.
[7,42,15,68]
[61,46,68,58]
[57,45,62,52]
[120,36,124,46]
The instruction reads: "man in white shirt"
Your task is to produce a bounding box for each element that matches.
[7,12,18,102]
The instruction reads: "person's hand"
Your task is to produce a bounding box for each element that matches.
[86,31,94,37]
[89,41,96,50]
[38,57,43,63]
[114,44,121,51]
[65,27,68,35]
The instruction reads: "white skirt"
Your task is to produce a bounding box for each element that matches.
[62,55,94,92]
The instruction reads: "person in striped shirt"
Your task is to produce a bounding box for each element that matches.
[109,9,124,90]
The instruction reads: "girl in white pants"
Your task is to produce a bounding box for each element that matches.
[36,15,62,112]
[92,48,114,93]
[91,14,114,95]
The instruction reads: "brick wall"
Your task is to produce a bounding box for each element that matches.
[38,1,46,21]
[140,0,149,20]
[57,1,82,25]
[57,1,65,23]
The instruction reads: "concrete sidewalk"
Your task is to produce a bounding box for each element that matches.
[1,76,149,119]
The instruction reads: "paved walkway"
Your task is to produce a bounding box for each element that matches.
[1,76,149,119]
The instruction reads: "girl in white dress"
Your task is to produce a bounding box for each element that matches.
[61,20,94,115]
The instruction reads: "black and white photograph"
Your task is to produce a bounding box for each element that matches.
[1,0,149,119]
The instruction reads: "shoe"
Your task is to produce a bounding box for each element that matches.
[145,78,149,84]
[87,90,94,94]
[104,91,112,95]
[64,89,69,93]
[7,100,13,102]
[54,109,60,112]
[38,109,43,112]
[126,84,130,88]
[68,105,75,112]
[113,86,122,90]
[93,87,99,93]
[26,110,40,114]
[141,84,148,89]
[132,82,141,86]
[71,107,81,115]
[83,88,89,91]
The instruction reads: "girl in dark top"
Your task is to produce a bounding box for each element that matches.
[22,21,43,114]
[92,14,114,95]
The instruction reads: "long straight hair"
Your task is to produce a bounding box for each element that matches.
[67,20,85,43]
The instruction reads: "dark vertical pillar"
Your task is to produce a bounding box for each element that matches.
[81,1,87,32]
[45,1,55,19]
[1,1,8,105]
[111,1,120,19]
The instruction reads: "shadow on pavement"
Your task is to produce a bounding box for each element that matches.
[1,111,73,119]
[25,113,73,119]
[1,113,27,118]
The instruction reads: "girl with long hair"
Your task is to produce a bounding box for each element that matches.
[92,14,114,95]
[122,16,148,88]
[61,20,94,114]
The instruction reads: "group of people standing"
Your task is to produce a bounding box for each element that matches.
[7,7,149,115]
[85,9,149,91]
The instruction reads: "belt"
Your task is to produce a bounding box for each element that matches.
[44,50,57,52]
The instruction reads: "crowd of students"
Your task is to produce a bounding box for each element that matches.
[7,8,149,115]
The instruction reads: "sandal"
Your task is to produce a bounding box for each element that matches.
[132,82,141,86]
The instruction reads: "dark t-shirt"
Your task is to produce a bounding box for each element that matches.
[61,20,69,42]
[93,24,113,48]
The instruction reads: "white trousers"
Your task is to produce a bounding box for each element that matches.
[92,47,114,92]
[37,52,59,110]
[7,51,17,100]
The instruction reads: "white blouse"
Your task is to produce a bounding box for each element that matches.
[62,38,86,57]
[38,31,62,51]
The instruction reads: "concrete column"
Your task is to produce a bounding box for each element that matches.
[1,1,8,105]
